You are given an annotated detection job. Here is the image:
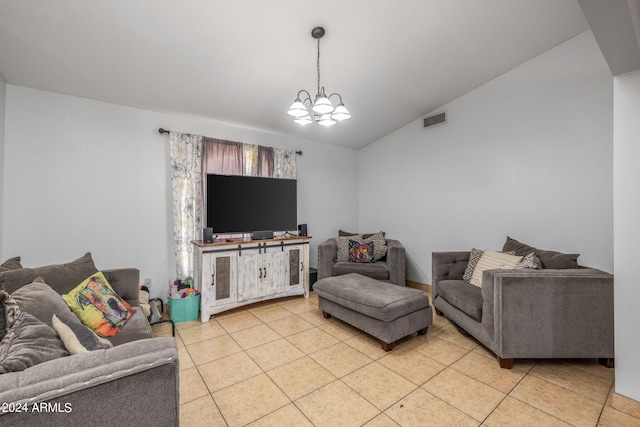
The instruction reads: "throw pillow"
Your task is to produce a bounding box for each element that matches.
[0,256,22,274]
[502,236,579,269]
[10,278,73,327]
[0,252,98,295]
[348,240,375,263]
[0,312,68,374]
[339,230,386,240]
[463,248,485,283]
[514,252,542,269]
[362,234,387,261]
[470,250,523,287]
[62,272,136,337]
[0,291,21,341]
[52,312,113,354]
[337,234,363,261]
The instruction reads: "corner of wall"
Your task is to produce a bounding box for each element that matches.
[0,75,6,261]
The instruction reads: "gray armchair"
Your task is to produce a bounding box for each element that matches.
[432,251,614,368]
[318,238,406,286]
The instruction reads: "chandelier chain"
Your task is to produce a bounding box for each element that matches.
[317,39,321,95]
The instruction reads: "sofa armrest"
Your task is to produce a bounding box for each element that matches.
[482,268,614,359]
[317,238,337,281]
[103,268,140,306]
[431,251,470,299]
[0,337,179,425]
[386,239,406,286]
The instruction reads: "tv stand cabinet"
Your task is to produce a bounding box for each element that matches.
[192,236,311,322]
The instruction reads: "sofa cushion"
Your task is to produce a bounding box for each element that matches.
[105,308,154,346]
[10,279,73,327]
[339,230,386,240]
[502,236,579,269]
[63,272,136,337]
[0,252,98,295]
[0,257,22,273]
[348,240,375,263]
[0,312,68,374]
[437,280,484,322]
[333,260,389,281]
[313,273,429,322]
[470,250,522,287]
[52,312,113,354]
[0,291,21,341]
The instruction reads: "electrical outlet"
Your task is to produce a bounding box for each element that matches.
[143,278,152,288]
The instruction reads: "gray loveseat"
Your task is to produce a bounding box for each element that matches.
[432,244,614,369]
[318,233,406,286]
[0,253,179,426]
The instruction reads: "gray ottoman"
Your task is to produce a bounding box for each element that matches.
[313,273,432,351]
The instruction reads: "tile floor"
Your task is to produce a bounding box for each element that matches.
[151,291,640,427]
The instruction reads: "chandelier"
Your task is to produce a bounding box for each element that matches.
[286,26,351,127]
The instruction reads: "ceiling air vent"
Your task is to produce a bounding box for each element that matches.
[423,112,446,128]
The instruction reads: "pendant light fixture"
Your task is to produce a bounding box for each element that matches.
[287,26,351,127]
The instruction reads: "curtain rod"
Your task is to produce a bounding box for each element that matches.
[158,128,303,155]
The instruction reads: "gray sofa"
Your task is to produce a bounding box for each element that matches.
[0,253,179,426]
[432,250,614,368]
[318,236,406,286]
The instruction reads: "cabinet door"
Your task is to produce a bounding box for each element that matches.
[238,252,261,301]
[211,252,237,306]
[264,248,286,294]
[288,247,301,286]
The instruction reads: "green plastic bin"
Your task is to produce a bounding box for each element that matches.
[169,295,200,322]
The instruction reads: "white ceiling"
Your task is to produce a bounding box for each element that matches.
[0,1,589,149]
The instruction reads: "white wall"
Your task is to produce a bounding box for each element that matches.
[359,31,613,283]
[0,72,5,261]
[2,85,358,299]
[613,69,640,401]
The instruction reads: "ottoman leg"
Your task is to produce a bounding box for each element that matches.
[322,311,332,319]
[417,327,428,335]
[381,341,395,352]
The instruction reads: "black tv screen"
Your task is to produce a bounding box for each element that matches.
[206,174,297,234]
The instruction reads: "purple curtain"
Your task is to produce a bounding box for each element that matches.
[201,138,244,229]
[202,137,244,174]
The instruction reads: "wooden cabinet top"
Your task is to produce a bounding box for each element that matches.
[192,235,312,248]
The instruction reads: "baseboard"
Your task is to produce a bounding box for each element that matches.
[406,280,431,293]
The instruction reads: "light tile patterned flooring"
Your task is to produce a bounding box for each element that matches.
[151,291,640,427]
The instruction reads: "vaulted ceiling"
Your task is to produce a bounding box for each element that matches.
[0,1,591,148]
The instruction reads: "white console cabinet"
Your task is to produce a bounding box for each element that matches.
[193,237,310,322]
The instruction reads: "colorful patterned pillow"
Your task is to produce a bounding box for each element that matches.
[348,240,375,263]
[62,272,136,337]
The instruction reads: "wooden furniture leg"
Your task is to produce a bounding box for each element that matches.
[498,357,514,369]
[434,307,443,316]
[417,327,428,335]
[381,341,395,352]
[599,358,615,368]
[322,311,331,319]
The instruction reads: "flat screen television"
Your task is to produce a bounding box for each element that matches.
[206,174,297,234]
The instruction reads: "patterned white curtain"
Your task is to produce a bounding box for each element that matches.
[169,132,203,279]
[273,148,297,178]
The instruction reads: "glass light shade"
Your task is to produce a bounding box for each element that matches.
[331,103,351,121]
[294,115,313,125]
[312,95,334,114]
[317,114,336,126]
[287,99,310,117]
